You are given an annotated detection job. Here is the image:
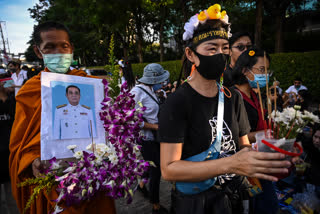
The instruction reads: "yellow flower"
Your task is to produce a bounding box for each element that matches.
[212,4,221,12]
[249,50,255,56]
[221,10,227,19]
[207,4,221,19]
[198,11,207,21]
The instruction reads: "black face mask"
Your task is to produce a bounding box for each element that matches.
[193,51,229,80]
[9,68,17,73]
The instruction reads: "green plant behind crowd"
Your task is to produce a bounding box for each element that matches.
[105,34,120,98]
[91,51,320,103]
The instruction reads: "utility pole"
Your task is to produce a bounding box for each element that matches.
[6,38,10,53]
[0,21,9,64]
[0,21,7,54]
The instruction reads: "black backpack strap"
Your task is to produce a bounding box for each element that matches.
[137,86,160,105]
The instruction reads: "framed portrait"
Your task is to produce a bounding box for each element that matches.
[41,72,106,160]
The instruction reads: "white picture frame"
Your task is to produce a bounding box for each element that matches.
[41,72,106,160]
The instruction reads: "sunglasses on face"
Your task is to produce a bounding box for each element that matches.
[231,44,252,51]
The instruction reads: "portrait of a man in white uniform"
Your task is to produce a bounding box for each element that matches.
[53,85,97,140]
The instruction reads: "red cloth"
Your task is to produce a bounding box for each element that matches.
[238,89,266,131]
[9,69,116,214]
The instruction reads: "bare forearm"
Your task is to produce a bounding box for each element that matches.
[161,143,292,182]
[161,157,230,182]
[143,122,158,130]
[239,135,251,149]
[248,131,258,143]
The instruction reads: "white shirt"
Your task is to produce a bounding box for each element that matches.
[285,85,307,95]
[53,103,96,140]
[121,76,126,84]
[276,86,283,95]
[11,69,27,96]
[131,84,159,141]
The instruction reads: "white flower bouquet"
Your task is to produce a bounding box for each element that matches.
[256,106,319,179]
[257,106,319,154]
[269,106,319,140]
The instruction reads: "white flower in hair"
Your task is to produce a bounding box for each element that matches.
[182,14,199,41]
[222,14,229,24]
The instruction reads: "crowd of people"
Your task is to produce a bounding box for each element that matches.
[1,3,319,214]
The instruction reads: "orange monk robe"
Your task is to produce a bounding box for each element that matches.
[9,69,116,214]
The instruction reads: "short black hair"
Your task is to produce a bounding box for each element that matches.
[294,76,303,82]
[32,21,71,46]
[229,32,253,47]
[232,47,271,85]
[312,123,320,136]
[22,65,29,71]
[66,85,80,94]
[8,61,21,67]
[298,89,308,98]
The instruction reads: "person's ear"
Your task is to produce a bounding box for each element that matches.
[242,68,249,76]
[33,45,43,59]
[185,47,196,63]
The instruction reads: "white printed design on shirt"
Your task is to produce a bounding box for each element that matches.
[209,116,236,184]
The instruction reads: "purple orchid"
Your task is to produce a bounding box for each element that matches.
[45,80,151,213]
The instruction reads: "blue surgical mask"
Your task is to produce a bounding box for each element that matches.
[152,83,162,92]
[295,85,301,90]
[39,49,73,73]
[247,71,269,88]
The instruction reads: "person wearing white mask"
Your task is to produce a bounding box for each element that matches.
[9,21,116,214]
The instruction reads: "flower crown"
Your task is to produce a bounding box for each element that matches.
[183,4,231,41]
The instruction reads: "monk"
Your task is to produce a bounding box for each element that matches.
[9,21,116,214]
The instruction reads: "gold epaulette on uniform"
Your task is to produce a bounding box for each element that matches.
[56,104,67,109]
[81,104,91,110]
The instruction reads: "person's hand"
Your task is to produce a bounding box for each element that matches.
[32,158,42,177]
[230,148,292,181]
[295,157,304,164]
[251,142,257,151]
[291,141,303,164]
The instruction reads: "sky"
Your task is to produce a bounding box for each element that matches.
[0,0,39,55]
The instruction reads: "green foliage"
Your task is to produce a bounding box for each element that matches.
[131,60,182,82]
[18,174,56,214]
[26,0,318,64]
[270,51,320,102]
[129,51,320,103]
[105,34,120,98]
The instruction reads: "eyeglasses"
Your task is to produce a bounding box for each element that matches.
[251,67,273,75]
[231,44,252,51]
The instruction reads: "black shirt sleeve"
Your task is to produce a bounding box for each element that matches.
[232,89,251,137]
